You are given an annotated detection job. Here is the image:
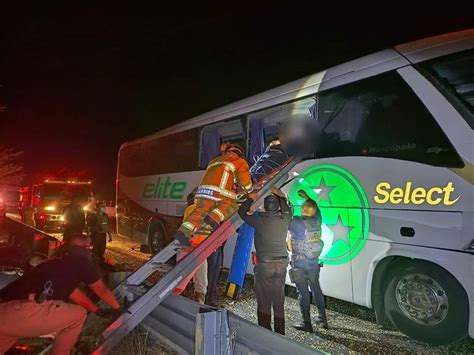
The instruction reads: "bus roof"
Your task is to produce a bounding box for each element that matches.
[123,29,473,148]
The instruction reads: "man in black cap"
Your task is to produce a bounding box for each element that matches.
[238,187,291,335]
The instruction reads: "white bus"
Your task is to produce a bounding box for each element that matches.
[116,30,473,344]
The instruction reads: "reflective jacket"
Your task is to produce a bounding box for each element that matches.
[288,210,323,262]
[183,204,209,247]
[196,152,252,201]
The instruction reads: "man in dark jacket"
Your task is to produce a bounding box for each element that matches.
[288,190,328,332]
[63,195,85,243]
[238,187,291,335]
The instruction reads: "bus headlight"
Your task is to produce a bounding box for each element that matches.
[44,206,56,211]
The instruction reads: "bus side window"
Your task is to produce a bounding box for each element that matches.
[199,118,246,168]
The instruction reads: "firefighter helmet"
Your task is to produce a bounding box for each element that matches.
[224,143,245,157]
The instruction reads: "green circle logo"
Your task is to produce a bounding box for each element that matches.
[289,164,370,265]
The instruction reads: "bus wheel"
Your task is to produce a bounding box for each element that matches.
[148,223,165,255]
[383,260,468,345]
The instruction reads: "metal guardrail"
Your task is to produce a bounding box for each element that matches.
[141,294,324,355]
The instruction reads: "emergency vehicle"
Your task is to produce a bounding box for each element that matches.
[19,179,93,232]
[116,30,473,344]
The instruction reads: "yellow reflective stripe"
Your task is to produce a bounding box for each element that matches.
[182,222,196,231]
[243,184,253,191]
[220,170,230,189]
[211,208,225,222]
[225,162,236,173]
[196,194,221,202]
[207,161,235,173]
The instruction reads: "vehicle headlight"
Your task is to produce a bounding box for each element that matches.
[44,206,56,211]
[59,215,65,221]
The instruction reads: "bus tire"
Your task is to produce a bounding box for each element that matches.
[383,260,468,345]
[148,222,166,255]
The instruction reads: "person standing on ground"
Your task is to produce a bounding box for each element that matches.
[63,195,85,243]
[0,234,121,354]
[238,187,291,335]
[87,201,112,260]
[288,190,328,332]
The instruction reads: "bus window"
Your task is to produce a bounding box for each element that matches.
[199,118,245,168]
[247,98,314,163]
[312,71,464,168]
[120,128,200,177]
[417,49,474,129]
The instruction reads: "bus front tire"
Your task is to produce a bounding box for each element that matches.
[148,223,166,255]
[383,260,468,345]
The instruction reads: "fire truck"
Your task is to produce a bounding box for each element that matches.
[19,179,94,232]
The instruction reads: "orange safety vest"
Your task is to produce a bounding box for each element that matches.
[196,152,252,201]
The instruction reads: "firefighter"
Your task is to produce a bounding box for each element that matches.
[0,234,121,354]
[87,201,112,260]
[174,143,253,246]
[63,195,86,243]
[238,187,292,335]
[288,190,328,332]
[174,143,252,307]
[174,188,209,304]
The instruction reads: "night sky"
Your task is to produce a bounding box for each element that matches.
[0,5,471,198]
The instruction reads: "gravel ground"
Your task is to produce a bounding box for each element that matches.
[104,235,474,354]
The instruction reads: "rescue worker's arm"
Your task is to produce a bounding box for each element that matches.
[69,288,100,312]
[237,197,259,227]
[235,159,253,193]
[88,279,120,310]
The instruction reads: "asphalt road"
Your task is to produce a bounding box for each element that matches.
[105,235,474,354]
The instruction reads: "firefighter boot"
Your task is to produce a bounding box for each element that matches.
[274,316,286,336]
[193,291,206,304]
[293,313,313,333]
[257,312,272,331]
[316,309,329,329]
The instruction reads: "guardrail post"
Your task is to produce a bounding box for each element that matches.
[195,309,232,355]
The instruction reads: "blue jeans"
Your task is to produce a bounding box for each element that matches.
[290,259,325,321]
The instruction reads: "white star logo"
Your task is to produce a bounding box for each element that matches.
[311,176,336,204]
[327,214,354,247]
